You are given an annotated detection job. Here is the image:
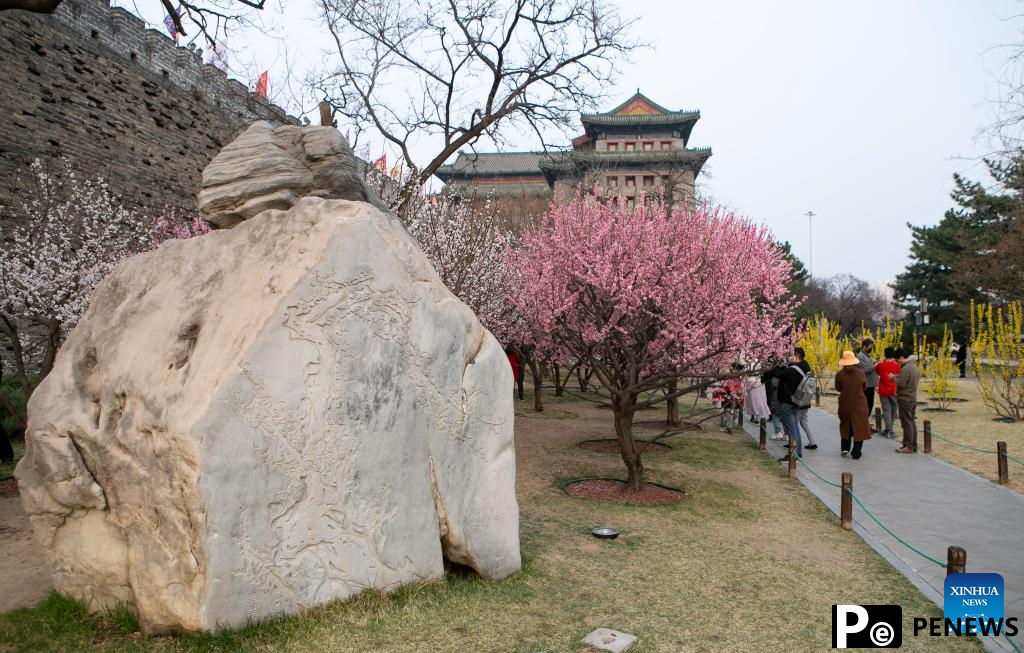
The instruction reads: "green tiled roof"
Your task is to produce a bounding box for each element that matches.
[434,151,558,179]
[579,111,700,126]
[537,148,712,175]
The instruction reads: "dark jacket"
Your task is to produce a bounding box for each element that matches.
[775,361,811,408]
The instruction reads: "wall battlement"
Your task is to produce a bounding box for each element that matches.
[0,0,298,213]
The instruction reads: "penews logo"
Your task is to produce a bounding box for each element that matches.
[945,573,1004,636]
[832,605,902,648]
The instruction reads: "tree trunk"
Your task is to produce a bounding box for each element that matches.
[521,349,543,413]
[666,380,679,427]
[37,319,61,390]
[0,314,30,394]
[516,362,525,400]
[553,365,563,397]
[613,400,643,492]
[576,365,593,392]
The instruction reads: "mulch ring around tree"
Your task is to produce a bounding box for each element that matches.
[561,478,685,505]
[0,477,18,498]
[632,419,703,432]
[922,407,956,412]
[578,439,672,454]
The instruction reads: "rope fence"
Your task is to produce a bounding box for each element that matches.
[930,431,1024,467]
[767,422,1021,651]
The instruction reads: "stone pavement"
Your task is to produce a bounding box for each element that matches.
[742,407,1024,653]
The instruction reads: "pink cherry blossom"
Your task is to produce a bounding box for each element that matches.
[502,191,799,490]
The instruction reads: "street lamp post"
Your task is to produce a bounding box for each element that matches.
[805,210,816,276]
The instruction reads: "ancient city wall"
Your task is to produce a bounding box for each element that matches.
[0,0,296,214]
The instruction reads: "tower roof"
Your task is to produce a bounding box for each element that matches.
[580,90,700,127]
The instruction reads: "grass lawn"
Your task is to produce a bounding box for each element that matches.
[816,377,1024,493]
[0,397,983,652]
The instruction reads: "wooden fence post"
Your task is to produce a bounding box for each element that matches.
[947,546,966,575]
[923,419,932,454]
[788,438,797,479]
[841,472,853,530]
[874,407,882,433]
[998,442,1009,485]
[319,100,334,127]
[758,419,766,450]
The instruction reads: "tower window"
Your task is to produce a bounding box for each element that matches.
[661,141,672,150]
[625,142,635,151]
[643,142,653,151]
[607,142,618,151]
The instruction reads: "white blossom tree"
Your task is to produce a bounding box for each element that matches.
[0,161,208,407]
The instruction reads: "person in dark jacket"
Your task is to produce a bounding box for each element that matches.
[836,350,871,459]
[772,347,812,462]
[955,339,968,379]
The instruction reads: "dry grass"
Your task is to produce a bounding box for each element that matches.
[816,377,1024,492]
[0,395,983,652]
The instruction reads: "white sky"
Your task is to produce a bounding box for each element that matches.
[127,0,1023,284]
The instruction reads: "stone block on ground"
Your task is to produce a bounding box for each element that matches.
[581,628,638,653]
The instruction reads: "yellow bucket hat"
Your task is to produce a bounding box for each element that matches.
[839,350,859,366]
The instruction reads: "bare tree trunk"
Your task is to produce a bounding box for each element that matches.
[613,398,642,492]
[0,314,30,394]
[516,359,525,400]
[576,365,593,392]
[521,349,543,413]
[38,319,61,388]
[666,380,679,427]
[553,365,563,397]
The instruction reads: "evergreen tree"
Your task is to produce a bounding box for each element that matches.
[894,156,1024,336]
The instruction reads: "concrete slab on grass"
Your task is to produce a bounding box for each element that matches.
[581,628,637,653]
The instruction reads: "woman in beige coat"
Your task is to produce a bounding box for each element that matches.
[835,350,871,459]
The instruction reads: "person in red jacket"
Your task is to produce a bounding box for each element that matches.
[875,346,901,439]
[505,346,521,399]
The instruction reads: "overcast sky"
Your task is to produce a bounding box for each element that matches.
[128,0,1022,285]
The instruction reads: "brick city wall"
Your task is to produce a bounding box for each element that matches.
[0,0,297,214]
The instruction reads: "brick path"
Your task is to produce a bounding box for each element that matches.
[743,407,1024,653]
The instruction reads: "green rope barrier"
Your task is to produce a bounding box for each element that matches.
[794,457,945,568]
[930,432,1024,466]
[797,458,842,488]
[846,490,945,568]
[1007,634,1023,653]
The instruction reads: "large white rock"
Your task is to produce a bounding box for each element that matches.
[15,196,520,632]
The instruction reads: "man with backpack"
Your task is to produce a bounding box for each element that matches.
[772,347,817,462]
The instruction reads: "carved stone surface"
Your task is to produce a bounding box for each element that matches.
[197,122,388,228]
[15,196,520,632]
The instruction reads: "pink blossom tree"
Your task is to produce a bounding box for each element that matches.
[504,192,799,491]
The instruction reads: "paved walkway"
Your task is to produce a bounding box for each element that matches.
[742,408,1024,653]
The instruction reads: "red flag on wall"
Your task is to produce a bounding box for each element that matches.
[373,154,387,174]
[255,71,268,98]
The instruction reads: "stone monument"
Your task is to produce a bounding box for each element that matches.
[15,122,520,633]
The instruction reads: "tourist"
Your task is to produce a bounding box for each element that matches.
[505,346,521,399]
[797,398,819,451]
[771,347,815,462]
[955,338,968,379]
[856,338,879,420]
[762,366,786,441]
[835,350,871,459]
[875,347,900,438]
[892,348,921,454]
[743,371,771,425]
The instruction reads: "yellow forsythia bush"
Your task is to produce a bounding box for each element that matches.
[970,301,1024,422]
